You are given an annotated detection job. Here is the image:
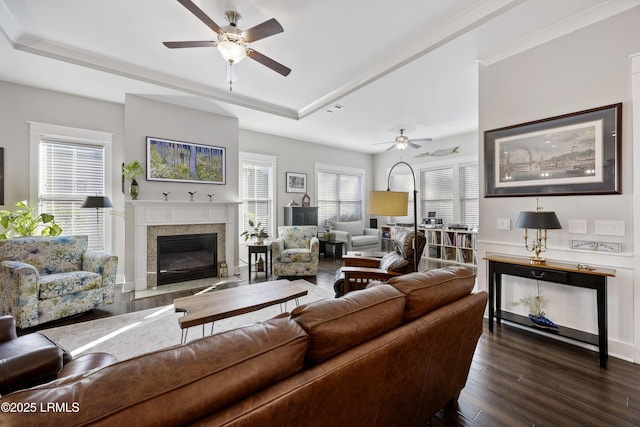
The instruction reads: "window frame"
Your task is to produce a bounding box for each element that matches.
[238,152,277,241]
[315,163,365,227]
[29,121,113,252]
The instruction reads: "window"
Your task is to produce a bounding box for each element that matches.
[460,163,479,227]
[239,153,275,240]
[31,122,112,252]
[420,167,454,225]
[316,165,364,227]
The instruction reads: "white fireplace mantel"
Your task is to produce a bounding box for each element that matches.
[124,200,241,291]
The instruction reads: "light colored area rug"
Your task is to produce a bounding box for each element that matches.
[41,279,333,361]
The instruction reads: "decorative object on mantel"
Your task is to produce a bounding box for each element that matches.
[515,197,562,264]
[162,192,170,201]
[189,191,197,202]
[240,219,269,244]
[287,199,299,207]
[122,161,145,200]
[301,193,310,207]
[208,194,215,202]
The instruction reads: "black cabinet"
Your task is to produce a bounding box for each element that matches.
[284,207,318,226]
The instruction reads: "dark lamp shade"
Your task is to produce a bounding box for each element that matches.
[81,196,113,209]
[368,191,408,216]
[515,211,562,230]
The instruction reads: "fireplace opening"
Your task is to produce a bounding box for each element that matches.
[157,233,217,285]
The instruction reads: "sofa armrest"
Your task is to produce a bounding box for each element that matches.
[363,228,382,238]
[341,266,401,294]
[0,316,17,342]
[330,230,351,248]
[342,256,381,268]
[82,252,118,305]
[0,261,40,329]
[271,238,285,260]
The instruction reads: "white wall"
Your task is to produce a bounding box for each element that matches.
[478,7,640,361]
[239,129,374,226]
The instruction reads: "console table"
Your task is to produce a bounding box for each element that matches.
[485,254,615,368]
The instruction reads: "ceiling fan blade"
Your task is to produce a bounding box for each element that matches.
[242,18,284,43]
[385,144,396,152]
[372,141,394,145]
[410,137,433,143]
[247,49,291,76]
[177,0,222,34]
[163,41,217,49]
[408,142,422,149]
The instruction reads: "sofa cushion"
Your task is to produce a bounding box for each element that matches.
[291,284,405,365]
[39,271,103,299]
[332,221,364,236]
[387,266,476,321]
[281,248,312,263]
[351,234,379,248]
[279,226,315,249]
[3,315,309,426]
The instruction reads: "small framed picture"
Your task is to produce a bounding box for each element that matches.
[286,172,307,193]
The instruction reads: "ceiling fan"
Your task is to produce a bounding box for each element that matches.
[163,0,291,90]
[374,129,433,151]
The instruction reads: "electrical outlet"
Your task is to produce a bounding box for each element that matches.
[497,218,511,230]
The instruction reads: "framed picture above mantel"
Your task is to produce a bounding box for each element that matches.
[146,136,226,185]
[484,103,621,197]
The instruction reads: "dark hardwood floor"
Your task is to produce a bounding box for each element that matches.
[19,257,640,426]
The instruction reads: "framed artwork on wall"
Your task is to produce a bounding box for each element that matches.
[0,147,3,205]
[146,136,226,185]
[484,103,621,197]
[286,172,307,193]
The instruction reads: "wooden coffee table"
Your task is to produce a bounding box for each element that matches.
[174,279,308,343]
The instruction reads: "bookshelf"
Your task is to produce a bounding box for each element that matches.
[422,227,478,269]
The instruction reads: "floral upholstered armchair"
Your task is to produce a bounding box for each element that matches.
[272,226,319,277]
[0,235,118,329]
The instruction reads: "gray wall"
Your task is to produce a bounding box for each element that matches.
[240,129,374,227]
[478,7,640,361]
[0,81,125,279]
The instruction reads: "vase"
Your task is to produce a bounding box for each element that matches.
[129,179,139,200]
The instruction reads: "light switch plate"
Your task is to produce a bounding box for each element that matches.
[497,218,510,230]
[568,219,587,234]
[594,220,625,236]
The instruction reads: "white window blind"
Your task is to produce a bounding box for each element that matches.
[460,163,479,227]
[240,159,273,238]
[420,167,453,225]
[317,171,362,227]
[39,139,106,251]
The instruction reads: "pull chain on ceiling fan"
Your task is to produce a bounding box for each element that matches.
[163,0,291,91]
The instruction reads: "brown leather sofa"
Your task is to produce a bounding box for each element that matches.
[0,266,487,426]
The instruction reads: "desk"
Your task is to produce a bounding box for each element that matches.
[485,254,615,368]
[248,244,272,281]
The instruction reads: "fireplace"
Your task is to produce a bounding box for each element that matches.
[157,233,217,285]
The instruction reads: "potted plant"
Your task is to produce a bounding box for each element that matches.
[240,219,269,244]
[0,200,62,239]
[122,161,145,200]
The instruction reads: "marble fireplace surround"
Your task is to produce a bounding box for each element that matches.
[125,200,239,291]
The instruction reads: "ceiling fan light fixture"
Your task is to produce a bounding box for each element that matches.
[217,34,246,64]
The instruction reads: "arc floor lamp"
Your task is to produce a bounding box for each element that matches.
[368,161,419,272]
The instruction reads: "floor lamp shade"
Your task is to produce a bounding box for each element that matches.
[368,191,408,216]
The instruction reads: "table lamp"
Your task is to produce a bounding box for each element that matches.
[515,198,562,264]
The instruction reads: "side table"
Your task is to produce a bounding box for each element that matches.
[248,244,272,281]
[318,238,343,260]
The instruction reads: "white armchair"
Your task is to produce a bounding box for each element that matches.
[329,221,382,255]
